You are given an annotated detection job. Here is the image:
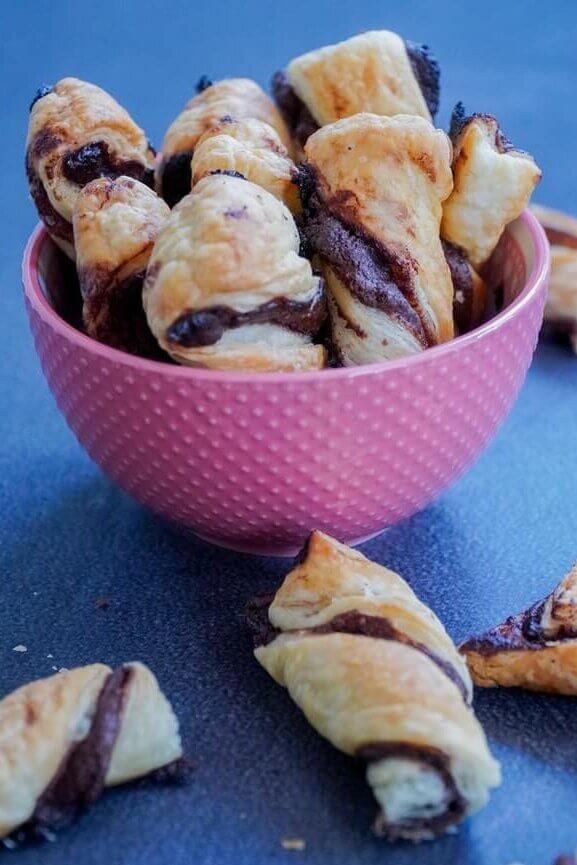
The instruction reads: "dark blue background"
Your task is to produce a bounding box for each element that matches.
[2,1,577,863]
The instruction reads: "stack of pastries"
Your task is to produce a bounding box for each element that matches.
[26,29,542,371]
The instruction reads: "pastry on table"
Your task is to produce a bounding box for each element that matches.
[247,531,501,841]
[143,173,327,371]
[272,30,440,151]
[0,662,185,841]
[156,77,292,208]
[441,103,541,270]
[26,78,155,260]
[73,176,170,357]
[299,113,454,365]
[531,203,577,353]
[190,117,300,213]
[461,562,577,694]
[443,241,488,335]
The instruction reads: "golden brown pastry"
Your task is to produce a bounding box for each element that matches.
[272,30,440,151]
[461,562,577,694]
[25,78,155,260]
[442,103,542,270]
[156,77,292,207]
[143,173,326,371]
[73,176,170,357]
[190,117,300,213]
[247,532,500,841]
[531,203,577,353]
[300,113,454,365]
[0,662,185,841]
[443,241,488,335]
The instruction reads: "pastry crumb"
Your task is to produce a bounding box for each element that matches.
[47,653,53,658]
[95,596,110,610]
[281,838,306,851]
[12,645,27,653]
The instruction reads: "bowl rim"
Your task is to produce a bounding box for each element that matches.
[22,210,550,384]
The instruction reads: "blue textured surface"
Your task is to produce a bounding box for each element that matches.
[3,1,577,863]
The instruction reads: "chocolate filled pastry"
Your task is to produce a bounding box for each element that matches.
[26,78,156,260]
[73,176,170,357]
[191,117,300,213]
[247,532,500,841]
[443,241,488,335]
[156,78,292,208]
[0,662,185,841]
[461,562,577,694]
[442,103,541,270]
[300,113,454,365]
[531,203,577,353]
[272,30,440,151]
[143,173,326,371]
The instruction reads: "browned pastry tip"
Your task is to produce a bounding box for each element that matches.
[26,78,155,260]
[73,176,170,358]
[248,531,500,841]
[460,562,577,694]
[531,203,577,353]
[0,662,184,842]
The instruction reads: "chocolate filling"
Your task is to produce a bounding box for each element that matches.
[81,267,167,360]
[165,285,327,348]
[246,598,469,703]
[443,240,474,335]
[298,165,428,346]
[62,141,154,189]
[29,666,132,834]
[542,225,577,250]
[196,74,213,93]
[460,595,577,656]
[449,102,514,153]
[271,70,319,148]
[30,84,53,111]
[25,150,74,245]
[159,151,194,207]
[554,856,577,865]
[405,42,441,119]
[356,742,466,839]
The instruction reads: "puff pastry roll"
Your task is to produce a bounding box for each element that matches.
[191,117,300,213]
[0,662,185,841]
[531,203,577,353]
[247,531,500,841]
[272,30,440,150]
[73,176,170,357]
[26,78,155,260]
[300,113,454,365]
[442,103,541,270]
[143,174,326,371]
[156,77,292,207]
[443,241,488,335]
[461,562,577,694]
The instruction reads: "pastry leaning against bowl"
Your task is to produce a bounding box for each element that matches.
[25,78,156,260]
[300,112,454,365]
[73,176,170,358]
[156,77,293,208]
[143,173,327,371]
[247,531,501,841]
[0,662,186,842]
[461,562,577,694]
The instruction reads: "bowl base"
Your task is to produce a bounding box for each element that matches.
[192,527,388,558]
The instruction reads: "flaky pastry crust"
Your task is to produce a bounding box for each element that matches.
[73,176,170,356]
[0,662,182,840]
[26,78,155,259]
[191,118,300,213]
[143,174,326,371]
[248,531,500,841]
[461,562,577,694]
[531,203,577,352]
[156,78,293,207]
[442,104,541,269]
[301,113,454,365]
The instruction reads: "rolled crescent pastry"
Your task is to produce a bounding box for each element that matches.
[247,531,501,841]
[0,662,184,841]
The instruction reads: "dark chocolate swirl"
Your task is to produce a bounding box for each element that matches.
[271,70,319,148]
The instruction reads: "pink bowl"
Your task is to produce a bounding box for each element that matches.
[23,213,549,555]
